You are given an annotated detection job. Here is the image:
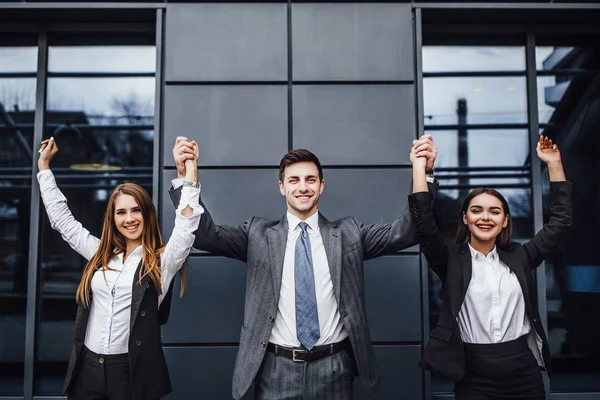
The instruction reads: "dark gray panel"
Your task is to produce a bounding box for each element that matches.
[318,168,413,225]
[162,257,247,344]
[354,345,422,400]
[161,169,284,254]
[292,4,414,81]
[293,85,416,165]
[164,347,253,400]
[165,4,287,81]
[364,256,421,342]
[163,85,288,167]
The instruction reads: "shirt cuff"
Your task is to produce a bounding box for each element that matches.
[176,186,204,217]
[172,177,184,190]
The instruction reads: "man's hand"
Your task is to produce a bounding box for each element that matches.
[412,134,437,172]
[173,136,196,179]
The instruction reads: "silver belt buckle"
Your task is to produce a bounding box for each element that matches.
[292,349,306,362]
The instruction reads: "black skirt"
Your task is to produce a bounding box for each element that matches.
[455,335,545,400]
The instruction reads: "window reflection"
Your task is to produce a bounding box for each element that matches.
[0,49,36,395]
[35,45,155,395]
[423,45,532,394]
[537,42,600,393]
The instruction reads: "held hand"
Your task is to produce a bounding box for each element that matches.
[38,137,59,171]
[536,135,562,165]
[184,140,199,181]
[173,136,196,179]
[410,147,427,170]
[413,134,437,171]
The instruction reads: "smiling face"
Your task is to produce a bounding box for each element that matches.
[113,194,144,245]
[463,193,509,249]
[278,161,324,220]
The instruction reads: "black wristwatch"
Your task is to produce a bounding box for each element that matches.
[425,166,435,175]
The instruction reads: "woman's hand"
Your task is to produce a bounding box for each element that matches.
[536,135,562,165]
[38,137,59,171]
[184,140,199,182]
[410,145,427,170]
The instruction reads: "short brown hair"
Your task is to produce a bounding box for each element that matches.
[278,149,323,182]
[456,187,512,249]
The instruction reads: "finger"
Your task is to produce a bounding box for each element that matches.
[414,143,432,153]
[175,136,189,144]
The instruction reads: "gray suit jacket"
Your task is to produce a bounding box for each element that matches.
[169,184,434,399]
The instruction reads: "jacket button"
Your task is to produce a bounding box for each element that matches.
[269,316,275,323]
[136,340,142,346]
[140,310,146,317]
[260,341,266,348]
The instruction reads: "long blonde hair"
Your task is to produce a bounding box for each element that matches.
[76,183,186,307]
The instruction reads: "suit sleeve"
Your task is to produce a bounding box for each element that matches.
[523,181,573,272]
[360,181,439,260]
[407,190,449,282]
[169,186,250,262]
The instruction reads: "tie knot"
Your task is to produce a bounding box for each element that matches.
[298,222,309,234]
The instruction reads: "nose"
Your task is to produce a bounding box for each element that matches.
[125,211,135,223]
[298,180,308,191]
[481,211,490,220]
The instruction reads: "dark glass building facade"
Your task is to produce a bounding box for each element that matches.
[0,1,598,399]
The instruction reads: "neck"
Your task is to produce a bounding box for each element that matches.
[288,208,318,221]
[469,236,495,256]
[125,239,142,260]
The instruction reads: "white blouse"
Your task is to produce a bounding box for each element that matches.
[458,244,531,344]
[38,169,203,355]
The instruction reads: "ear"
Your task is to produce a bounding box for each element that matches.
[278,180,285,196]
[319,179,325,195]
[503,214,509,228]
[462,212,467,225]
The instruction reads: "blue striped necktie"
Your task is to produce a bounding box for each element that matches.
[295,222,320,350]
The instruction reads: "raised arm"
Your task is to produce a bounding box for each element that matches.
[523,136,572,270]
[160,140,204,305]
[37,138,99,260]
[169,137,249,261]
[361,135,439,260]
[407,140,449,282]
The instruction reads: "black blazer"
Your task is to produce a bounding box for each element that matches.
[63,261,176,400]
[408,181,572,381]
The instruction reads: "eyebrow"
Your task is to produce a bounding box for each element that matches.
[287,175,318,180]
[470,205,502,210]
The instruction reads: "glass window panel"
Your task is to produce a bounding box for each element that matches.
[48,46,156,73]
[0,47,38,73]
[35,46,156,395]
[0,52,36,396]
[537,43,600,393]
[423,46,525,73]
[424,77,528,126]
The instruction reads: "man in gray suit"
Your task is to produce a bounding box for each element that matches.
[170,136,437,399]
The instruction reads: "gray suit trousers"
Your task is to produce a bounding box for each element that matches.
[254,349,354,400]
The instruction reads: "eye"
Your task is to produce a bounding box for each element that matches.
[133,208,141,213]
[116,211,124,215]
[471,209,481,214]
[289,179,297,184]
[308,178,316,183]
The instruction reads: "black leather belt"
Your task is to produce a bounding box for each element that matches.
[266,338,350,363]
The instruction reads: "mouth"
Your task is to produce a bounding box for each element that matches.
[475,224,494,231]
[124,224,140,233]
[295,194,313,202]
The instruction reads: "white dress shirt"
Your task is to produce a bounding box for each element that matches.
[38,169,203,355]
[458,244,531,344]
[269,211,347,347]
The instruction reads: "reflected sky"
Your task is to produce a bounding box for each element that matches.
[48,46,155,73]
[0,47,37,72]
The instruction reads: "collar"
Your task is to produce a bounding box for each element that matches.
[468,242,498,262]
[286,210,319,233]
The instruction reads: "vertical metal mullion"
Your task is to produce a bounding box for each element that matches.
[153,9,164,212]
[525,32,549,399]
[413,7,431,400]
[287,0,293,152]
[23,29,49,400]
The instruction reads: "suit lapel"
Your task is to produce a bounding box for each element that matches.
[319,214,342,303]
[130,260,149,331]
[267,215,288,299]
[458,245,472,315]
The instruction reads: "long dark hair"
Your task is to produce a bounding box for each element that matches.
[456,187,512,249]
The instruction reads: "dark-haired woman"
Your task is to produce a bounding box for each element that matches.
[37,137,203,400]
[409,135,572,400]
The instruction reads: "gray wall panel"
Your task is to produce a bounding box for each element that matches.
[364,256,421,342]
[163,85,288,167]
[164,347,253,400]
[354,345,422,399]
[292,4,414,81]
[293,85,416,165]
[165,4,287,81]
[162,257,247,344]
[318,168,412,224]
